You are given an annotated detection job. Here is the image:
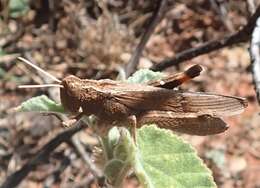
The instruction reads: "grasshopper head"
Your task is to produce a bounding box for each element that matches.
[60,75,82,113]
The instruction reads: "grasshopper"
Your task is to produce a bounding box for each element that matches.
[18,57,248,136]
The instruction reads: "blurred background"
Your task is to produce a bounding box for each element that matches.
[0,0,259,187]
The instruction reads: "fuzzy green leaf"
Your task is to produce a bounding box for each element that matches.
[103,127,136,187]
[16,95,65,113]
[104,159,125,183]
[9,0,29,18]
[127,69,164,84]
[135,125,216,188]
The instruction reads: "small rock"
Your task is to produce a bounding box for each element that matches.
[229,156,247,174]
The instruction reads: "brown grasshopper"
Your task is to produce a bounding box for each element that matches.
[18,57,248,136]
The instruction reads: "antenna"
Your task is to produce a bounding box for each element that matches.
[17,57,61,83]
[18,84,63,89]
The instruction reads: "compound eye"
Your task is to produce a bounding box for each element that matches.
[67,83,79,97]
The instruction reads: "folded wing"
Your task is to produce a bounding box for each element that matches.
[112,87,247,117]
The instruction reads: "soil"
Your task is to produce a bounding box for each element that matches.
[0,0,259,187]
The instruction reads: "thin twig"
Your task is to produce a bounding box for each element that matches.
[124,0,168,77]
[250,17,260,104]
[71,134,103,178]
[0,121,87,188]
[247,0,257,14]
[151,5,260,71]
[209,0,234,32]
[1,0,10,23]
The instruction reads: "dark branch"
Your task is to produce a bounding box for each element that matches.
[0,121,87,188]
[124,0,168,77]
[250,17,260,104]
[151,5,260,71]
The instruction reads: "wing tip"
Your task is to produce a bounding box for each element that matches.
[224,96,248,116]
[240,97,248,108]
[233,96,248,115]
